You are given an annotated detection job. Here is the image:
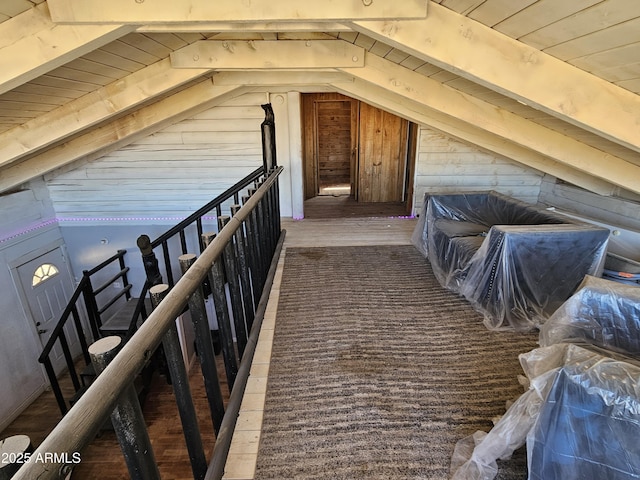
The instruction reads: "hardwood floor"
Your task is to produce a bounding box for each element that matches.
[303,195,411,219]
[1,358,226,480]
[1,215,418,479]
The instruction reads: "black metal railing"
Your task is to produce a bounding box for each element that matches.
[37,103,279,420]
[37,249,139,415]
[15,165,284,480]
[20,103,283,479]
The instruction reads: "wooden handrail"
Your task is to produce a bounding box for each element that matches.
[15,166,283,480]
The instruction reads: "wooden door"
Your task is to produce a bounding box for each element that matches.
[15,247,79,375]
[357,103,409,203]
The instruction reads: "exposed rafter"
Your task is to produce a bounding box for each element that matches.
[0,3,134,95]
[351,2,640,154]
[48,0,428,24]
[0,58,210,169]
[333,76,618,196]
[0,80,248,193]
[171,40,365,70]
[338,53,640,195]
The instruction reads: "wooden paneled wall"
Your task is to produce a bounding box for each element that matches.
[413,127,544,212]
[45,93,267,221]
[44,89,547,221]
[539,177,640,233]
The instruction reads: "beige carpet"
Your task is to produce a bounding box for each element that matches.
[255,245,537,479]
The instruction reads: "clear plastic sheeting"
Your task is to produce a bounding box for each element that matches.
[540,275,640,357]
[412,192,610,331]
[450,343,640,480]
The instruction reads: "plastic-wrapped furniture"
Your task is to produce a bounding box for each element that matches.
[450,343,640,480]
[539,275,640,357]
[412,191,610,331]
[603,252,640,285]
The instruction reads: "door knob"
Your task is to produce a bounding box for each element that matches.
[38,329,48,334]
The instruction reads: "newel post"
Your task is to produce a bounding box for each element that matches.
[261,103,277,172]
[137,234,162,287]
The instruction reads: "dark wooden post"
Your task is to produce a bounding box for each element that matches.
[242,194,263,305]
[261,103,277,172]
[202,232,238,391]
[137,234,163,287]
[89,336,160,480]
[178,254,225,434]
[149,284,207,480]
[218,216,248,359]
[231,204,256,331]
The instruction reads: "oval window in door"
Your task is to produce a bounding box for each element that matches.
[32,263,59,287]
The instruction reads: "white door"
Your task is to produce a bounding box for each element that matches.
[15,247,80,375]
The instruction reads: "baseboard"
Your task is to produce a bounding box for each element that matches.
[0,383,46,434]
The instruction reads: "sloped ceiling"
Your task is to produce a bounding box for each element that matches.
[0,0,639,197]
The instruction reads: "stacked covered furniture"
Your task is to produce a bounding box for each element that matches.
[412,191,610,331]
[539,275,640,355]
[450,276,640,480]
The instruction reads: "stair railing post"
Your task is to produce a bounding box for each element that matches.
[218,216,248,359]
[89,336,160,480]
[81,271,101,340]
[246,188,267,292]
[230,204,256,331]
[261,103,277,172]
[137,234,163,287]
[149,284,208,480]
[117,250,132,302]
[179,254,225,434]
[254,190,270,285]
[202,232,238,391]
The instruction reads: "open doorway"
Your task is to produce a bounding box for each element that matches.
[316,98,354,196]
[302,93,417,218]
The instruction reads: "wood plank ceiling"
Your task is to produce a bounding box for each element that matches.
[0,0,638,197]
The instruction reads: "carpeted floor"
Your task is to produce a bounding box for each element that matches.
[255,245,538,479]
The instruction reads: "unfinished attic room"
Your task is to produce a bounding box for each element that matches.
[2,0,640,478]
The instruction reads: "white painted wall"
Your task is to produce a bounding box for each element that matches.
[44,89,547,224]
[0,179,63,431]
[412,127,545,214]
[46,92,268,221]
[539,177,640,261]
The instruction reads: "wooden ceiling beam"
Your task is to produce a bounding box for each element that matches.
[171,40,365,70]
[0,80,248,193]
[351,2,640,153]
[0,58,210,169]
[334,77,618,196]
[0,3,133,95]
[213,71,352,86]
[48,0,427,24]
[136,22,348,33]
[337,54,639,195]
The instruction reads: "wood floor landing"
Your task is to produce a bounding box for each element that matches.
[0,217,418,479]
[303,195,411,219]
